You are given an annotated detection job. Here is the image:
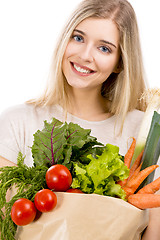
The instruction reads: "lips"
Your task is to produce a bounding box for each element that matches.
[71,62,96,75]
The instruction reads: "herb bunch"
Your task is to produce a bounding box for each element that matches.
[0,153,48,240]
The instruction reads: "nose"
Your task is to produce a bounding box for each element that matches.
[78,43,94,63]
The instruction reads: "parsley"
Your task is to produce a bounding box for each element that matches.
[0,153,48,240]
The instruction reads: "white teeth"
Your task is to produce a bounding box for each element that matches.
[73,64,91,74]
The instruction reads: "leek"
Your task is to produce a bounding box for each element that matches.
[140,111,160,186]
[132,88,160,163]
[132,88,160,186]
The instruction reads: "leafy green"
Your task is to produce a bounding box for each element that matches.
[0,153,48,240]
[32,118,103,168]
[0,119,128,239]
[71,144,129,200]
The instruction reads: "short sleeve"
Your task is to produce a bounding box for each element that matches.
[0,107,22,164]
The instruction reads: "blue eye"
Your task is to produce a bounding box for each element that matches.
[99,46,111,53]
[73,35,83,42]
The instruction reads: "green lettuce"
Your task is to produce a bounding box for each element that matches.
[31,118,128,200]
[71,144,129,200]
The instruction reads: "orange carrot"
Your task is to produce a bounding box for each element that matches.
[117,179,127,187]
[117,137,136,187]
[137,177,160,194]
[122,163,142,197]
[122,186,135,199]
[124,137,136,169]
[128,194,160,209]
[126,165,159,193]
[127,162,142,183]
[128,150,144,181]
[117,162,142,188]
[122,165,159,199]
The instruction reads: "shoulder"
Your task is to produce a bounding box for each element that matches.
[0,103,54,120]
[0,104,42,130]
[0,103,64,130]
[0,103,32,117]
[0,104,34,123]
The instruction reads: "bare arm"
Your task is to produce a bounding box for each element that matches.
[0,155,17,167]
[142,190,160,240]
[0,155,17,202]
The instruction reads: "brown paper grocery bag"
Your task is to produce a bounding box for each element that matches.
[16,192,149,240]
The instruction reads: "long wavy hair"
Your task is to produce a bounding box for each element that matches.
[29,0,148,129]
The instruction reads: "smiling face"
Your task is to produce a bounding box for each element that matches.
[62,17,120,92]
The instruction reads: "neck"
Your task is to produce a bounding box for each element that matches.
[67,87,111,121]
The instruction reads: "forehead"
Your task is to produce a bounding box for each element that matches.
[74,17,120,46]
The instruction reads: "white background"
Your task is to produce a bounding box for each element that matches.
[0,0,160,113]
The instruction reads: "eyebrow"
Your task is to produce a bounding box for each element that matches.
[73,29,117,49]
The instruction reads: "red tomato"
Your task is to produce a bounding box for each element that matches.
[11,198,37,226]
[46,164,72,191]
[66,188,84,193]
[34,189,57,212]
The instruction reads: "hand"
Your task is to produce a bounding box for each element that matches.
[142,190,160,240]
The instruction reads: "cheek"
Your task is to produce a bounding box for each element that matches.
[63,42,78,59]
[96,55,119,74]
[62,44,72,73]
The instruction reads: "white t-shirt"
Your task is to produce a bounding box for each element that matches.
[0,103,145,167]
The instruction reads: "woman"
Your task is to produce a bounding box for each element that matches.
[0,0,159,239]
[0,0,147,166]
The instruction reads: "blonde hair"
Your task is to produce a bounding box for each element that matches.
[29,0,148,128]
